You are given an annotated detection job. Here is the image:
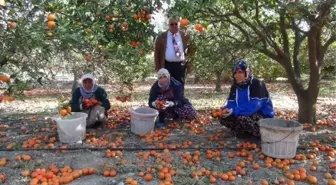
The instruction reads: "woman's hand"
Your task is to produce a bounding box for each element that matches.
[222,108,233,118]
[164,101,175,108]
[153,100,167,110]
[82,102,93,109]
[151,100,157,108]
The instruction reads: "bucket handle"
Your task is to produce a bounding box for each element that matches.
[261,130,295,144]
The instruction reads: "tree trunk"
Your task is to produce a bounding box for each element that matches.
[293,48,301,78]
[102,75,109,84]
[194,74,200,83]
[215,71,222,92]
[287,78,318,124]
[292,23,303,79]
[280,58,318,124]
[0,57,8,67]
[297,90,317,124]
[72,71,79,92]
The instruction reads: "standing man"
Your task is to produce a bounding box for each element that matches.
[154,17,195,92]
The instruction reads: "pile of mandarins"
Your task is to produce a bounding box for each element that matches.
[83,98,100,108]
[47,14,56,29]
[155,100,166,110]
[58,103,72,117]
[211,109,229,118]
[115,94,131,102]
[29,165,95,185]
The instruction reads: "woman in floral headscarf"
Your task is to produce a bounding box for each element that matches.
[69,74,111,128]
[220,59,274,138]
[149,68,197,128]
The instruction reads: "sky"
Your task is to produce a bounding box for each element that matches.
[150,1,170,33]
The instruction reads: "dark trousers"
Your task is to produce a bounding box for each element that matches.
[159,111,165,122]
[219,113,263,137]
[158,107,175,123]
[165,61,186,92]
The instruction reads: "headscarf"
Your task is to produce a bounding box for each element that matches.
[157,68,171,91]
[232,59,253,89]
[79,74,98,99]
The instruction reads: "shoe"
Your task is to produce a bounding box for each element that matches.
[156,122,165,128]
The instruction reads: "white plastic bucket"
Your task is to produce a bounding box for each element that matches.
[129,107,158,135]
[53,112,88,144]
[259,118,303,159]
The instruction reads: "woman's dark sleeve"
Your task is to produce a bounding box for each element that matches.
[97,88,111,111]
[148,84,158,108]
[172,84,183,107]
[69,88,81,112]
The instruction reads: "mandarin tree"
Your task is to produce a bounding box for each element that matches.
[0,0,163,95]
[168,0,336,123]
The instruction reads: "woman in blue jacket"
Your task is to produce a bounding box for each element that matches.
[220,59,274,138]
[149,68,197,128]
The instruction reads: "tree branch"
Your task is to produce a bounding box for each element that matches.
[221,17,251,44]
[321,33,336,58]
[253,2,279,50]
[218,34,241,43]
[233,5,283,60]
[258,47,282,62]
[255,1,259,20]
[195,5,281,60]
[0,56,8,67]
[206,7,235,19]
[217,12,281,62]
[233,10,264,39]
[307,0,335,94]
[292,21,307,79]
[290,20,308,35]
[279,9,290,59]
[296,3,315,22]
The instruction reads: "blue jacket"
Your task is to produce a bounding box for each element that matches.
[148,78,191,108]
[222,78,274,118]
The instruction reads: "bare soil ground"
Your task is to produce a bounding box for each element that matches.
[0,80,335,185]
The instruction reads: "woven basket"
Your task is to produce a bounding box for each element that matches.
[258,118,303,159]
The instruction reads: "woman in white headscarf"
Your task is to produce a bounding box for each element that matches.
[69,74,111,128]
[149,68,197,128]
